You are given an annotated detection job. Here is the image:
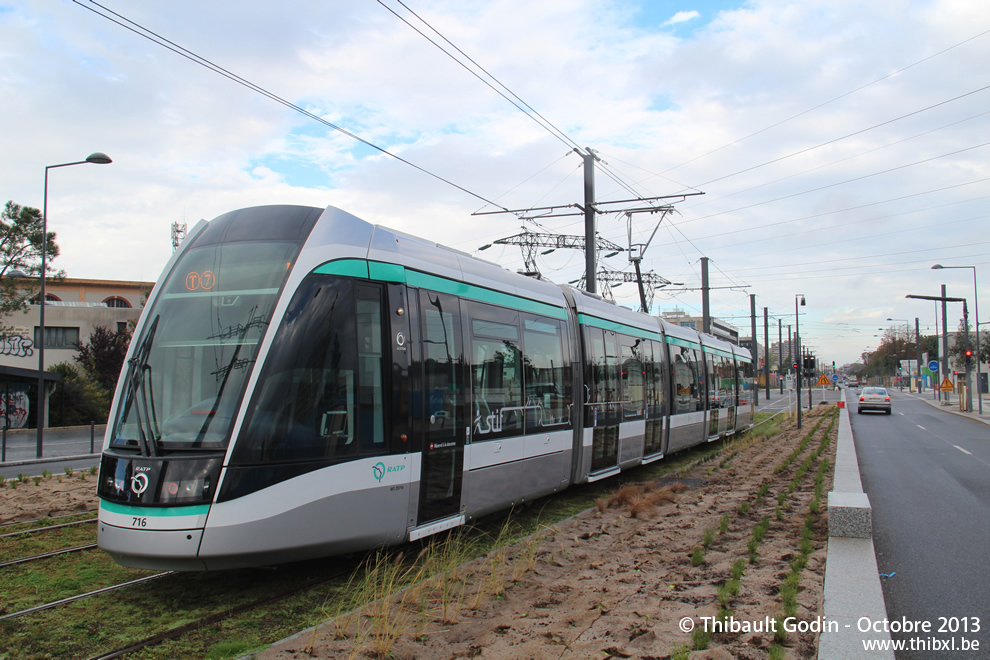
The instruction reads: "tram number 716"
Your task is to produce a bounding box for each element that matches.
[131,517,148,528]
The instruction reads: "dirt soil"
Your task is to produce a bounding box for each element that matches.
[0,471,97,524]
[258,406,837,660]
[0,406,836,659]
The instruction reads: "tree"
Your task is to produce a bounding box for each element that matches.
[75,325,132,394]
[48,362,109,426]
[945,317,980,371]
[0,200,62,336]
[919,334,939,362]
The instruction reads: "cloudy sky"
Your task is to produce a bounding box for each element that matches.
[2,0,988,365]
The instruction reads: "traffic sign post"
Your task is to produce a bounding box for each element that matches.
[940,376,955,406]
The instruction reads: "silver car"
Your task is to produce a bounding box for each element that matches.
[858,387,891,415]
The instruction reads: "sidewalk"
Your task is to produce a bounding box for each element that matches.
[898,389,990,426]
[0,425,105,465]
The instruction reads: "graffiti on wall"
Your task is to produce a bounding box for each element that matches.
[0,335,34,357]
[0,384,30,429]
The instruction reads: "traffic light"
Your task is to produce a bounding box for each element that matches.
[965,349,973,364]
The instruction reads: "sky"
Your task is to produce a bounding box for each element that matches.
[1,0,988,366]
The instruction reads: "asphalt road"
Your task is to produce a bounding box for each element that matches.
[852,390,990,657]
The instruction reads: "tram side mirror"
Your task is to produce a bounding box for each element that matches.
[321,410,349,439]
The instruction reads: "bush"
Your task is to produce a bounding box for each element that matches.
[48,362,109,426]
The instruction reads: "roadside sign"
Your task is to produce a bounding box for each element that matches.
[816,374,831,386]
[940,377,954,392]
[832,374,840,382]
[928,360,940,372]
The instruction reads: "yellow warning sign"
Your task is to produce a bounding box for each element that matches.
[940,377,955,392]
[816,374,831,386]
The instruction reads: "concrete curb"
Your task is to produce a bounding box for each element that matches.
[1,454,100,468]
[818,395,894,659]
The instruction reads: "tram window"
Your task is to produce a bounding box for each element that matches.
[584,328,621,427]
[704,353,719,409]
[233,276,388,465]
[420,290,463,442]
[719,356,734,407]
[619,337,645,420]
[470,309,523,439]
[649,340,666,416]
[356,293,385,452]
[522,317,571,429]
[670,344,701,414]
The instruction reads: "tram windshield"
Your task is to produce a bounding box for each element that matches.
[110,240,299,453]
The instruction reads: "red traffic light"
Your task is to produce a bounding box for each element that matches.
[965,349,973,357]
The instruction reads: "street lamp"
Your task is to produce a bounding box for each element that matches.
[795,294,806,429]
[932,265,981,414]
[37,152,112,458]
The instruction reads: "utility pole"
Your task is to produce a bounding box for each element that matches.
[474,149,700,298]
[778,319,784,394]
[750,294,758,405]
[906,288,967,406]
[915,317,922,393]
[701,257,711,334]
[942,284,949,400]
[583,150,597,294]
[764,307,770,400]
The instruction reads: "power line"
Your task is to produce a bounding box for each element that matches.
[671,175,990,243]
[678,140,990,225]
[378,0,581,153]
[682,83,990,193]
[73,0,510,211]
[657,27,990,176]
[679,108,990,213]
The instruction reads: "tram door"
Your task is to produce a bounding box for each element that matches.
[587,328,620,473]
[416,290,466,524]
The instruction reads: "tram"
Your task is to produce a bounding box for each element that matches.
[97,205,755,570]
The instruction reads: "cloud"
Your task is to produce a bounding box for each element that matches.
[1,0,988,363]
[662,10,701,27]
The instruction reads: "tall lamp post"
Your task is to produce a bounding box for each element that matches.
[37,152,112,458]
[932,265,981,414]
[795,294,806,429]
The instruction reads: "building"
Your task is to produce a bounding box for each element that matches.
[659,309,740,344]
[0,277,153,429]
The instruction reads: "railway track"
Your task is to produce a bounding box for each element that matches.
[0,543,98,569]
[0,517,96,539]
[0,515,99,569]
[0,425,761,659]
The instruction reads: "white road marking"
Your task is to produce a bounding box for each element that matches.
[917,425,926,430]
[953,445,973,455]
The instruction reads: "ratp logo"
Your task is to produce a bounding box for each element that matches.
[372,462,385,482]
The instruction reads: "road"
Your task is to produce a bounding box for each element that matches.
[852,389,990,657]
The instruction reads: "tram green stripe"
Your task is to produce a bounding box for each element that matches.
[100,501,210,517]
[314,259,369,279]
[368,261,406,283]
[707,347,736,360]
[666,335,701,350]
[577,313,664,341]
[313,259,568,320]
[404,270,567,319]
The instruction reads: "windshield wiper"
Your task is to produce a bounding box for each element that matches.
[192,306,266,447]
[120,315,161,456]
